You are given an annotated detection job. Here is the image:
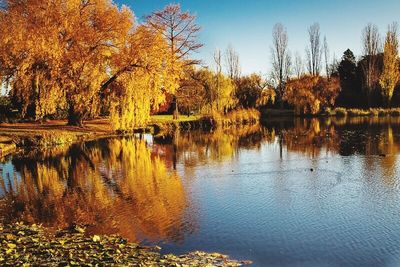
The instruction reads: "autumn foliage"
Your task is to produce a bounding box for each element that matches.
[0,0,185,129]
[284,75,340,114]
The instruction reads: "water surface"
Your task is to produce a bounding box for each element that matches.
[2,117,400,266]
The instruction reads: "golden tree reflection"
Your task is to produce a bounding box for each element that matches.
[154,124,272,167]
[0,138,189,243]
[280,118,340,157]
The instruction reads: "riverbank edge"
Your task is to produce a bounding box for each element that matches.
[0,222,252,266]
[0,110,263,158]
[260,107,400,119]
[0,118,210,158]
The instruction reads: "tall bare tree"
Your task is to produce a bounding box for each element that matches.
[147,4,202,64]
[323,36,330,78]
[306,23,322,76]
[225,45,241,82]
[213,49,222,111]
[147,4,203,118]
[361,23,381,106]
[271,23,291,108]
[294,52,304,78]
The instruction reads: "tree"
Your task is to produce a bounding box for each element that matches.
[323,36,330,78]
[271,23,291,108]
[106,26,174,131]
[361,23,381,106]
[294,52,304,78]
[284,75,340,114]
[193,68,236,114]
[379,23,399,107]
[176,67,207,115]
[225,45,241,82]
[337,49,361,107]
[147,4,203,119]
[236,74,265,108]
[306,23,322,76]
[0,0,180,128]
[0,0,135,125]
[213,49,223,111]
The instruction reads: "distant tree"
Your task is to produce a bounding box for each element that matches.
[236,74,264,108]
[379,23,399,107]
[176,67,207,115]
[271,23,291,108]
[337,49,361,107]
[361,23,381,106]
[323,36,330,78]
[213,49,223,111]
[195,68,236,113]
[225,45,241,83]
[306,23,322,76]
[294,52,304,78]
[284,75,340,114]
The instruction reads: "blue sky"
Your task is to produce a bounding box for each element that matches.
[120,1,399,75]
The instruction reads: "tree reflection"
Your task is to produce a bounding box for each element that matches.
[0,138,190,243]
[153,124,272,167]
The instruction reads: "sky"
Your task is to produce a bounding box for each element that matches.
[80,1,400,76]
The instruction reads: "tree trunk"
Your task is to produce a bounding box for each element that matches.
[67,105,84,127]
[173,96,179,120]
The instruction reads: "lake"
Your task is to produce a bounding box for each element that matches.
[2,117,400,266]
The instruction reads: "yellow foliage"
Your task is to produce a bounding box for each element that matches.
[284,75,340,115]
[0,138,188,242]
[379,25,399,107]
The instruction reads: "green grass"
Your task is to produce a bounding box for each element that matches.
[150,115,202,123]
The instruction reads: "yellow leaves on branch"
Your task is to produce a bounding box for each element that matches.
[283,75,340,115]
[379,23,399,107]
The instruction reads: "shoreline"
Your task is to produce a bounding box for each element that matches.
[0,222,252,266]
[2,108,400,157]
[0,117,211,158]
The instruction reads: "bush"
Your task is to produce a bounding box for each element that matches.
[334,107,347,117]
[209,109,261,126]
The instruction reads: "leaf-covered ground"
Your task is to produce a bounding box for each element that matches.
[0,223,252,266]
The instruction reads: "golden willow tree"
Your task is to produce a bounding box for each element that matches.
[379,23,399,108]
[0,0,182,129]
[105,26,179,131]
[0,0,68,118]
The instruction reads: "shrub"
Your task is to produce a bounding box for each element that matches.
[334,107,347,117]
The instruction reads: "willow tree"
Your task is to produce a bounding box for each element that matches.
[0,0,133,125]
[379,23,399,108]
[0,0,66,119]
[106,26,178,131]
[57,0,133,126]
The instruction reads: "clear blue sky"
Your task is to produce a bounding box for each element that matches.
[120,0,399,75]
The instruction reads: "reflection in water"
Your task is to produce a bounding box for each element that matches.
[154,124,275,167]
[2,118,400,266]
[0,138,189,242]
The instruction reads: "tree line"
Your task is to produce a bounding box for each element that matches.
[0,0,399,130]
[269,22,400,113]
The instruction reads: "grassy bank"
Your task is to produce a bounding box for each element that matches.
[330,107,400,117]
[0,223,251,266]
[259,107,400,118]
